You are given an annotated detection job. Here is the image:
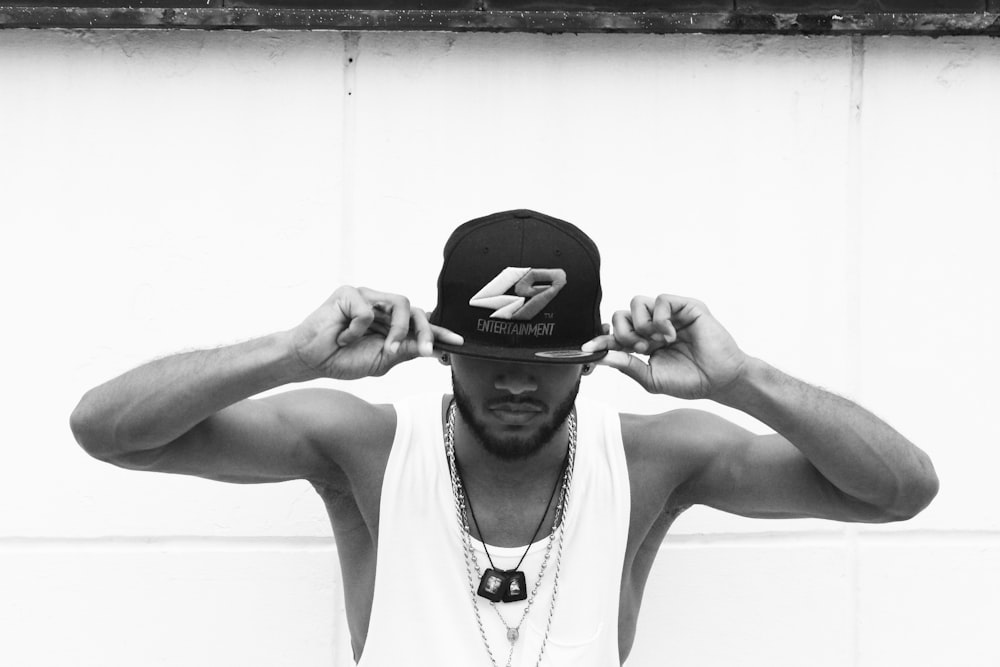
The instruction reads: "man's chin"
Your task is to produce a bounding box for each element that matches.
[451,372,580,462]
[478,432,549,461]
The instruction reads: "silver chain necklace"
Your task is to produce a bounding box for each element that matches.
[445,401,576,667]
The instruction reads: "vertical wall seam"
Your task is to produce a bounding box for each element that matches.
[341,32,361,283]
[848,37,865,399]
[847,32,866,667]
[336,34,362,667]
[846,523,861,667]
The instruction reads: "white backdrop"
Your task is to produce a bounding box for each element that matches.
[1,29,997,666]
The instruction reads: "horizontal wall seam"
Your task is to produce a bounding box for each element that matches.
[0,536,339,553]
[1,530,998,552]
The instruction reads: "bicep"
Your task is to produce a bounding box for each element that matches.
[669,411,890,523]
[110,389,388,485]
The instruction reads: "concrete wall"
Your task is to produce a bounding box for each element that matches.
[1,28,997,666]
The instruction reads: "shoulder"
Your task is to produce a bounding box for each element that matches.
[620,407,735,458]
[260,387,399,463]
[621,408,750,451]
[618,408,752,506]
[261,387,395,429]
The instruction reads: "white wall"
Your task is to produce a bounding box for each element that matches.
[1,28,997,666]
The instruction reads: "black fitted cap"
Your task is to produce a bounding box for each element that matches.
[430,209,607,364]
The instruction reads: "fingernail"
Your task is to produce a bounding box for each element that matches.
[635,341,648,353]
[389,341,400,354]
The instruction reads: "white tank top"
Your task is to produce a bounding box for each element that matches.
[357,394,631,667]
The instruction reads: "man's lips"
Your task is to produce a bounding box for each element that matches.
[488,401,544,413]
[487,400,545,424]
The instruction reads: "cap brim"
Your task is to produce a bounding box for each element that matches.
[433,339,608,365]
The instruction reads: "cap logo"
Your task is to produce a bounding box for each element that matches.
[469,267,567,321]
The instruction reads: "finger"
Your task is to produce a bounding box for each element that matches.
[383,300,413,355]
[391,322,462,362]
[650,295,678,344]
[367,319,390,338]
[655,293,708,331]
[580,332,623,353]
[335,291,376,347]
[629,295,657,338]
[596,350,653,390]
[611,309,650,353]
[410,308,435,357]
[357,287,412,354]
[431,324,464,347]
[392,338,424,361]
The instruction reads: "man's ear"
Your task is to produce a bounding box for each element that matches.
[438,352,451,366]
[582,363,595,376]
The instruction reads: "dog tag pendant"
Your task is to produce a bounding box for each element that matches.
[477,568,507,603]
[502,570,528,603]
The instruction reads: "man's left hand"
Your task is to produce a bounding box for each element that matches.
[582,294,748,400]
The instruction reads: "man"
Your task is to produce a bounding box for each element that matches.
[70,209,938,666]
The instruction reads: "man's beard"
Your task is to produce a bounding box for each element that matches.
[452,373,580,462]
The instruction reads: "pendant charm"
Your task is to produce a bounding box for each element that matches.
[507,628,519,643]
[477,568,508,603]
[502,570,527,603]
[477,568,529,603]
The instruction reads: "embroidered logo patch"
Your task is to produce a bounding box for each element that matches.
[469,267,567,321]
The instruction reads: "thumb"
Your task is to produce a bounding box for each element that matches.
[598,350,653,390]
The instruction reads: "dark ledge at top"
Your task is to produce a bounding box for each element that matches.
[1,2,999,34]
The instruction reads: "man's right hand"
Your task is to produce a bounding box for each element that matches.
[289,286,463,381]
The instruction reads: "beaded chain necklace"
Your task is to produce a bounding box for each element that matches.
[444,401,577,667]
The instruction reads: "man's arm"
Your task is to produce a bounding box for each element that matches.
[70,286,462,484]
[584,294,938,523]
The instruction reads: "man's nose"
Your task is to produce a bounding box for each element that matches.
[494,369,538,395]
